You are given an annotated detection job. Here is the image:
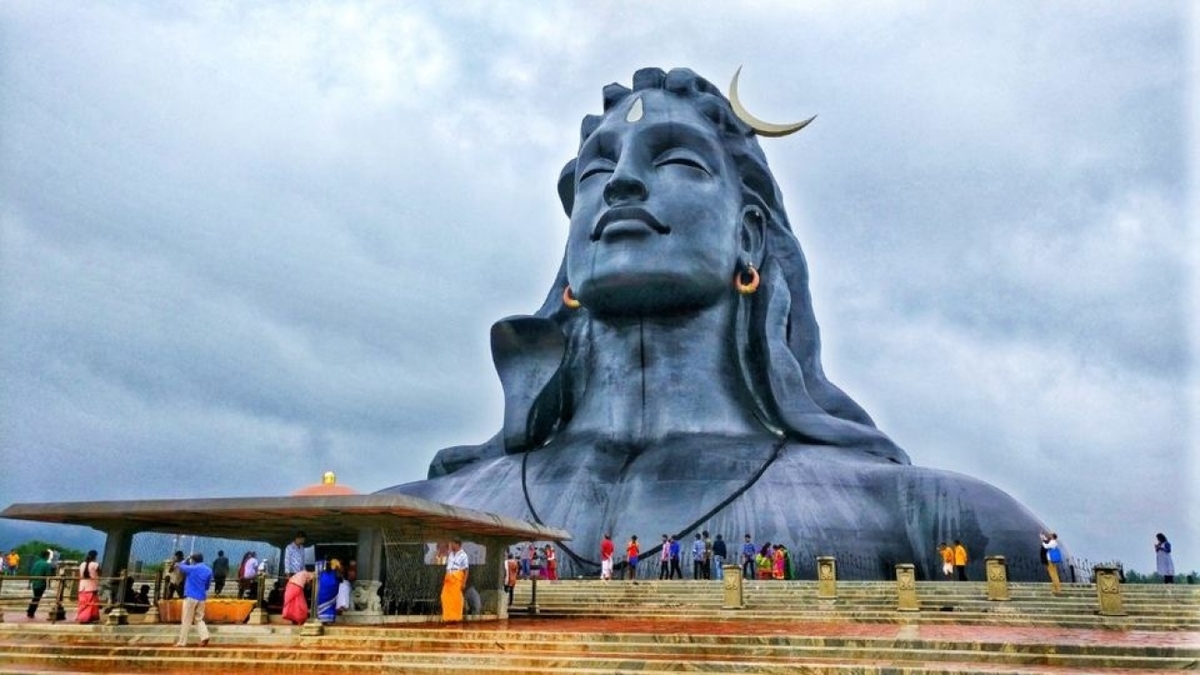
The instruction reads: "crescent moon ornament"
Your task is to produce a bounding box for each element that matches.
[728,66,816,138]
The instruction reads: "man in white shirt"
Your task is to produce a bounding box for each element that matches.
[441,538,470,622]
[284,532,307,576]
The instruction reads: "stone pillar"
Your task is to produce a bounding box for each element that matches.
[817,556,837,600]
[985,556,1010,601]
[100,529,133,583]
[356,528,383,584]
[477,538,507,619]
[1093,565,1126,616]
[895,564,919,612]
[721,564,744,609]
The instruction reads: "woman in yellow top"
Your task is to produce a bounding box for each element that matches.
[953,540,969,581]
[755,543,772,580]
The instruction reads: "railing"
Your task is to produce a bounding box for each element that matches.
[0,566,164,623]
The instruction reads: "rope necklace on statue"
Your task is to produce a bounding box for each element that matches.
[520,434,790,569]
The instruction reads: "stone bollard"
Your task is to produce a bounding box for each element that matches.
[247,569,269,624]
[817,556,837,600]
[985,556,1010,601]
[1093,565,1126,616]
[895,564,919,612]
[527,575,540,615]
[722,564,744,609]
[50,564,74,623]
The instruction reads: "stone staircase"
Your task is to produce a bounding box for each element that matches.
[511,579,1200,630]
[0,580,1196,673]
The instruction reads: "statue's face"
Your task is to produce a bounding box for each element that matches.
[566,91,743,316]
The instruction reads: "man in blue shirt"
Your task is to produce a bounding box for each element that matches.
[741,534,757,580]
[669,537,682,579]
[175,553,213,647]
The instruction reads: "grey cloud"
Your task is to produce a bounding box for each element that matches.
[0,2,1192,575]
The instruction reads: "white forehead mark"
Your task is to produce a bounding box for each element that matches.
[625,96,644,123]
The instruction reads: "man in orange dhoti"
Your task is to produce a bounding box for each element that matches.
[441,538,469,622]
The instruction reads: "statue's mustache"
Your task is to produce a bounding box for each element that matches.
[591,206,671,241]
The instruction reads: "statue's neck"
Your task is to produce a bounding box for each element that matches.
[563,301,770,445]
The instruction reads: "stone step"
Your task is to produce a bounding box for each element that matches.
[2,629,1190,667]
[13,625,1200,660]
[3,615,1196,674]
[0,633,1195,673]
[513,611,1200,631]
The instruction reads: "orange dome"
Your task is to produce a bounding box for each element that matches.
[292,471,359,496]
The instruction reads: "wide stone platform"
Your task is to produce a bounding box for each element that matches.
[1,581,1196,673]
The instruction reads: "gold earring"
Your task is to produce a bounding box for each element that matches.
[734,265,760,295]
[562,285,582,309]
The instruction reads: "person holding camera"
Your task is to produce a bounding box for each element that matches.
[1040,532,1062,595]
[174,552,213,647]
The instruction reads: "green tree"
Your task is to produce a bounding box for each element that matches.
[10,540,87,574]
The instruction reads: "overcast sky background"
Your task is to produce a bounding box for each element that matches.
[1,2,1194,574]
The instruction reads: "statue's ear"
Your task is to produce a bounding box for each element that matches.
[557,160,577,217]
[739,205,767,266]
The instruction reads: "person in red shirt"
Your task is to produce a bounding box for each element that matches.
[600,534,614,581]
[626,535,640,580]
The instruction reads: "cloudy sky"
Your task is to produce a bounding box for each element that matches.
[1,2,1193,574]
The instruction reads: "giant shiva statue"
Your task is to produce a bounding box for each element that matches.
[382,67,1048,580]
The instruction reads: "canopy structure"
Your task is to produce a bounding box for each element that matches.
[0,493,570,546]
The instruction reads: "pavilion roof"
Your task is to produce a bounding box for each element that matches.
[0,493,571,545]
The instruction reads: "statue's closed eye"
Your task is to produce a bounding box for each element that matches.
[655,154,711,176]
[579,162,615,182]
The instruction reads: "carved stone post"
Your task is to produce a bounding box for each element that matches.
[1093,565,1126,616]
[247,568,269,624]
[895,564,919,612]
[817,556,837,600]
[985,556,1010,601]
[300,570,324,636]
[50,563,77,623]
[145,565,163,624]
[722,564,744,609]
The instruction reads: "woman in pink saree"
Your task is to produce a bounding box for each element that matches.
[281,569,314,625]
[76,550,101,623]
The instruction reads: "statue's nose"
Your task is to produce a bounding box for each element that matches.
[603,172,648,206]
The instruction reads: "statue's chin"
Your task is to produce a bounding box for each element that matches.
[577,275,726,317]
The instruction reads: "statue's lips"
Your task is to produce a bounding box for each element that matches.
[591,206,671,241]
